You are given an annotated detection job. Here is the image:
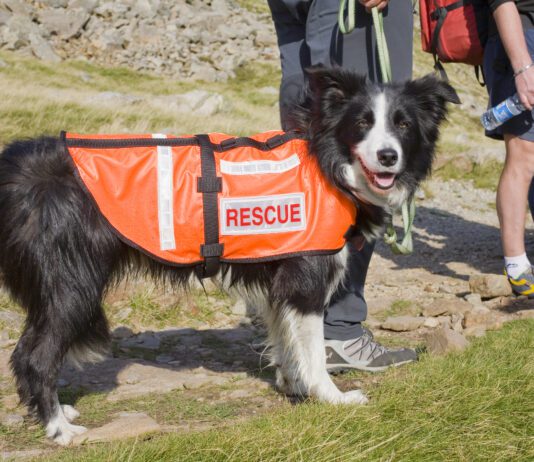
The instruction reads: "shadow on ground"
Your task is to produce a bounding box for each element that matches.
[374,205,534,279]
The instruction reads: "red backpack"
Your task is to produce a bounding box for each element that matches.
[419,0,489,81]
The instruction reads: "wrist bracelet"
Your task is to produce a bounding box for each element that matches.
[513,62,534,78]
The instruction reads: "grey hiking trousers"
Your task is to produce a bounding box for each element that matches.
[268,0,413,340]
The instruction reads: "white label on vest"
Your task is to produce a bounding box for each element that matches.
[220,193,306,235]
[220,154,300,175]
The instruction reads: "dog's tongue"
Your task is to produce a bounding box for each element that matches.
[374,173,395,189]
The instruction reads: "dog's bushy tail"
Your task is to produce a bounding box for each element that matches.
[0,138,120,377]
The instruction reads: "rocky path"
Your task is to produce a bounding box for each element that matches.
[1,177,534,459]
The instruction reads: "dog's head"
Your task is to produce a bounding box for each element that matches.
[288,67,459,237]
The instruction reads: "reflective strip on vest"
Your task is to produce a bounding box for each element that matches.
[64,131,357,266]
[153,134,176,251]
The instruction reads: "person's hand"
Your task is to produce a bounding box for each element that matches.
[358,0,388,13]
[515,65,534,110]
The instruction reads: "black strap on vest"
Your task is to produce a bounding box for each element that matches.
[196,134,223,278]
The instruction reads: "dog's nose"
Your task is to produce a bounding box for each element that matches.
[377,148,398,167]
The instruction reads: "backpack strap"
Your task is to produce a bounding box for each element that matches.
[474,64,486,86]
[430,0,470,56]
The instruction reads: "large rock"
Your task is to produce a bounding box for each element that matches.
[72,412,161,444]
[422,298,472,317]
[424,326,469,355]
[171,90,224,116]
[37,7,89,39]
[381,316,425,332]
[469,274,512,299]
[29,32,61,62]
[463,306,503,331]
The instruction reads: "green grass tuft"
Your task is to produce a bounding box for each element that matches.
[435,159,503,191]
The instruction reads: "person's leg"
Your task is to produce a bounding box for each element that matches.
[498,135,534,292]
[323,242,373,340]
[303,0,416,370]
[267,0,311,129]
[306,0,413,80]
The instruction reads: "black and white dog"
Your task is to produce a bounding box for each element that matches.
[0,67,458,445]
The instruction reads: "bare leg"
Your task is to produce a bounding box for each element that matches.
[497,134,534,257]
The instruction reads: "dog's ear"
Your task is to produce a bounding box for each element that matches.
[403,74,460,128]
[405,74,461,105]
[305,65,367,102]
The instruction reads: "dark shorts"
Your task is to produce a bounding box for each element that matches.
[484,29,534,141]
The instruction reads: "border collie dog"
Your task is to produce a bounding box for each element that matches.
[0,67,458,445]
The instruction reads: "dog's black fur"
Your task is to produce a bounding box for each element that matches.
[0,67,458,443]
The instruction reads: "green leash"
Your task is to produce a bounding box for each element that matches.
[338,0,415,255]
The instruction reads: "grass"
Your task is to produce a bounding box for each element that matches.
[106,286,234,331]
[434,158,503,191]
[40,320,534,461]
[235,0,271,15]
[0,51,280,144]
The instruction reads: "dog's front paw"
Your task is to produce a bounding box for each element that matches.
[52,423,87,446]
[61,404,80,422]
[47,416,87,446]
[339,389,368,405]
[275,368,306,397]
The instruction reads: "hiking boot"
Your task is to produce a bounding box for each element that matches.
[325,331,417,373]
[506,266,534,297]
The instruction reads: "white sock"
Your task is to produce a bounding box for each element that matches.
[504,253,531,278]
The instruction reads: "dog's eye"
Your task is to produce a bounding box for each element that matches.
[355,119,370,129]
[397,121,410,130]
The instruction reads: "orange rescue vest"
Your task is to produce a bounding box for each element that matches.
[63,131,356,276]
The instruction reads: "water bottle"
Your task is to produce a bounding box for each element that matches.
[481,93,526,130]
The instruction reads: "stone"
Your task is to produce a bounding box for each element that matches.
[463,326,487,338]
[381,316,425,332]
[3,14,40,50]
[367,296,396,315]
[112,325,134,339]
[172,90,224,116]
[29,33,61,62]
[462,306,499,329]
[104,362,235,401]
[421,302,448,317]
[464,293,484,307]
[423,317,440,328]
[1,413,24,428]
[37,8,89,39]
[1,0,32,15]
[254,29,276,47]
[119,332,161,350]
[57,378,70,387]
[0,449,49,460]
[451,313,464,333]
[155,354,174,364]
[422,298,472,317]
[72,412,161,444]
[517,309,534,319]
[469,274,512,299]
[424,326,469,355]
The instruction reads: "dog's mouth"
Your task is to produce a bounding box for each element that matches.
[357,156,397,191]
